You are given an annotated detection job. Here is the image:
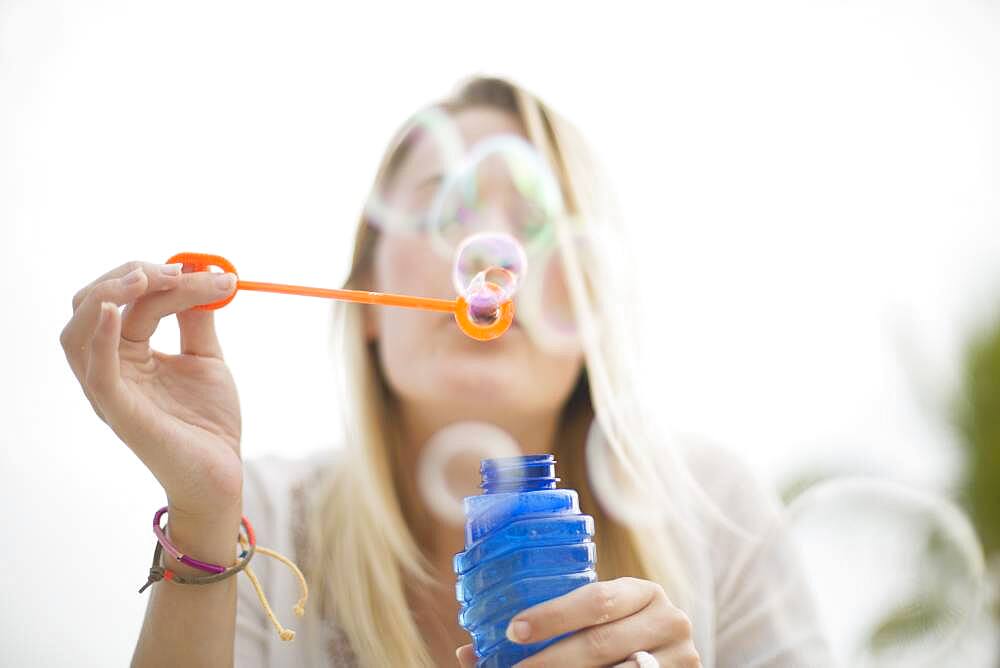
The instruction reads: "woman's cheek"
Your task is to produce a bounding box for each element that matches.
[376,311,421,394]
[380,236,447,296]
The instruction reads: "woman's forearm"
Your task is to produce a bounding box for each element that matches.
[131,503,243,668]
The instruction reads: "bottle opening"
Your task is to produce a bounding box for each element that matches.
[480,454,560,493]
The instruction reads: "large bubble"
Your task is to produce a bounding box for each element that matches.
[426,134,564,260]
[784,477,989,666]
[416,422,523,526]
[513,223,599,355]
[363,107,466,235]
[587,417,992,664]
[584,419,672,529]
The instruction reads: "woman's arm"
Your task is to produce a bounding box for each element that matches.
[57,259,252,666]
[131,504,243,668]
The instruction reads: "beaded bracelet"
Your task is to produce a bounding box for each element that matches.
[139,507,310,642]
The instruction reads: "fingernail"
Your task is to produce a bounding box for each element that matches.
[159,262,182,276]
[99,301,114,324]
[506,619,530,642]
[122,268,145,285]
[215,273,235,291]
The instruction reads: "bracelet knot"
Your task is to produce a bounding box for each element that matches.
[138,566,165,594]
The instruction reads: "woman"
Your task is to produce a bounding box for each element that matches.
[59,76,832,667]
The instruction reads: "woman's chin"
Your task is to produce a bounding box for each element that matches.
[434,356,521,401]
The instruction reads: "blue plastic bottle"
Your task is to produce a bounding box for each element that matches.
[453,454,597,667]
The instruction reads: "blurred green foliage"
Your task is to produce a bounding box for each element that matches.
[954,313,1000,571]
[869,312,1000,653]
[868,595,950,653]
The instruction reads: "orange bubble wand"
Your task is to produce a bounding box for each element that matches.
[166,252,515,341]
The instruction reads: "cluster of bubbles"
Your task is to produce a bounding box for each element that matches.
[425,134,562,260]
[363,108,585,349]
[453,232,525,326]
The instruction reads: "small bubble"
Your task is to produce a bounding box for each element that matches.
[466,275,502,325]
[453,232,527,300]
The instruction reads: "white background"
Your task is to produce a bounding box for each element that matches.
[1,0,997,665]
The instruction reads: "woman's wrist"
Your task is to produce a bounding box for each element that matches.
[163,503,243,578]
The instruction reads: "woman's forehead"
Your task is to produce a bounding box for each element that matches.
[394,106,527,184]
[452,106,526,143]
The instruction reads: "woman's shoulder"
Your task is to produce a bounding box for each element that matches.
[673,437,784,536]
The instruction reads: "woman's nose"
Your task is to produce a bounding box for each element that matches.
[477,204,518,238]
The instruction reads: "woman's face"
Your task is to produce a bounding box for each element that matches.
[367,106,583,418]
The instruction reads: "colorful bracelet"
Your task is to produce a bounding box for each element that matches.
[139,528,256,592]
[139,506,310,642]
[152,506,255,574]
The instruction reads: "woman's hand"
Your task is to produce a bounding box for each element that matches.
[59,260,244,519]
[456,577,701,668]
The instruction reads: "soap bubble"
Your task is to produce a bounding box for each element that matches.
[464,273,504,325]
[514,225,595,354]
[417,422,522,526]
[427,134,564,260]
[584,419,672,529]
[452,232,527,300]
[363,107,466,235]
[784,477,988,667]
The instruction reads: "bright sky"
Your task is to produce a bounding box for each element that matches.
[1,1,996,665]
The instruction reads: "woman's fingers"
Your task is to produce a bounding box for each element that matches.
[611,641,702,668]
[59,260,237,431]
[511,592,681,668]
[506,578,659,646]
[657,639,702,668]
[119,270,235,356]
[177,308,225,358]
[455,644,476,668]
[71,261,182,313]
[60,267,155,380]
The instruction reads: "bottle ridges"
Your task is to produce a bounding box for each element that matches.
[455,484,597,667]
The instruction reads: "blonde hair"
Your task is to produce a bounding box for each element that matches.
[301,76,696,667]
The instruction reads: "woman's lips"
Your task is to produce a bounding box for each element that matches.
[436,302,522,331]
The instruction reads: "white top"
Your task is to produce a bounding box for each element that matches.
[234,443,834,667]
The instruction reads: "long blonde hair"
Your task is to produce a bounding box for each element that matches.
[302,76,696,667]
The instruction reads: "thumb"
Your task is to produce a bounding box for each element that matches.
[177,307,224,359]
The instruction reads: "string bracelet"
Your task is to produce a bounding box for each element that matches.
[152,505,251,574]
[139,528,256,591]
[139,507,310,642]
